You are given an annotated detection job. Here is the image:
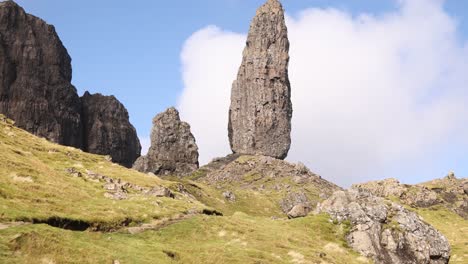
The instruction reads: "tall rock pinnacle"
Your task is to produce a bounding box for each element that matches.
[228,0,292,160]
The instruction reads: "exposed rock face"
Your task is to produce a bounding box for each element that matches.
[228,0,292,159]
[317,189,451,264]
[354,175,468,219]
[0,1,83,148]
[133,107,199,176]
[81,92,141,168]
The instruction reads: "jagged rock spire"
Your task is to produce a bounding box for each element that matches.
[228,0,292,160]
[133,107,199,176]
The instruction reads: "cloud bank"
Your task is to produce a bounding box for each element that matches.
[178,0,468,187]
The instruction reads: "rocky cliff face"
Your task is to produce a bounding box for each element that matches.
[0,1,141,167]
[228,0,292,159]
[133,107,198,176]
[317,189,451,264]
[81,92,141,168]
[0,0,83,148]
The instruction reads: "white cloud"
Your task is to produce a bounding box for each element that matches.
[139,136,151,156]
[178,0,468,187]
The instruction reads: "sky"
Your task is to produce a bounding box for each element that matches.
[10,0,468,186]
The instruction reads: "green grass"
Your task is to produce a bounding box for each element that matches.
[0,116,371,263]
[0,214,368,264]
[0,117,206,227]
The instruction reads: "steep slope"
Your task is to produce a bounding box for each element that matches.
[0,116,369,263]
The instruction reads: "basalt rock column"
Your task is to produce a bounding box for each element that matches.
[228,0,292,159]
[133,107,199,176]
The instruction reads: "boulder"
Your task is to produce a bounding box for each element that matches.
[133,107,199,176]
[81,92,141,167]
[287,203,311,219]
[0,1,83,148]
[317,189,451,264]
[228,0,292,159]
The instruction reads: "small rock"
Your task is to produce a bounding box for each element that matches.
[66,168,82,178]
[222,191,236,202]
[279,192,310,214]
[445,171,456,180]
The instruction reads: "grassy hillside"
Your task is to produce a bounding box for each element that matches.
[0,116,368,263]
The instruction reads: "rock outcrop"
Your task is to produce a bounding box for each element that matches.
[317,189,451,264]
[0,1,142,167]
[133,107,199,176]
[81,92,141,168]
[228,0,292,159]
[353,174,468,219]
[0,0,83,148]
[193,154,340,218]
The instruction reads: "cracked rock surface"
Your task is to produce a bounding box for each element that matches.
[228,0,292,159]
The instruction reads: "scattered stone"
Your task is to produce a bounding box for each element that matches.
[133,107,199,176]
[228,0,292,159]
[83,170,176,200]
[81,92,141,168]
[222,191,236,202]
[317,189,451,264]
[65,168,82,178]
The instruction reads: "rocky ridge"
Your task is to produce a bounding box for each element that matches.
[0,1,141,167]
[228,0,292,159]
[353,174,468,219]
[133,107,199,176]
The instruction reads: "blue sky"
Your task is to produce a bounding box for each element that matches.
[12,0,468,186]
[16,0,467,137]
